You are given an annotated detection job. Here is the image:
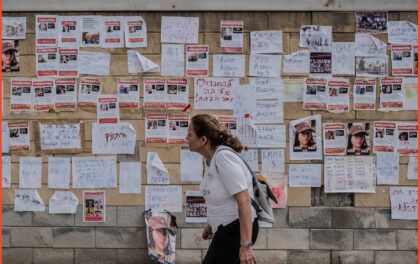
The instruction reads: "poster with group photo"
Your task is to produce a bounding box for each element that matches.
[356,56,388,77]
[58,48,79,77]
[78,77,101,108]
[323,123,346,155]
[289,115,322,160]
[101,16,124,48]
[117,79,140,109]
[309,52,331,77]
[168,116,189,144]
[220,20,243,53]
[83,191,105,222]
[81,16,102,48]
[166,78,189,110]
[124,16,147,48]
[146,115,168,143]
[186,45,209,76]
[8,122,30,151]
[303,78,327,110]
[326,79,350,113]
[185,190,207,223]
[356,11,387,34]
[36,47,58,77]
[353,78,376,110]
[54,79,77,111]
[143,79,166,109]
[373,121,397,153]
[346,122,370,155]
[2,17,26,39]
[10,79,32,111]
[2,40,20,72]
[36,15,58,46]
[397,123,418,156]
[97,95,119,124]
[58,16,81,48]
[379,77,404,111]
[32,79,54,111]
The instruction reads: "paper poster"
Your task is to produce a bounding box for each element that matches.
[356,56,388,77]
[261,149,284,173]
[161,44,185,76]
[78,77,101,108]
[379,77,404,111]
[124,16,147,48]
[168,116,189,144]
[323,123,347,155]
[19,157,42,189]
[119,162,142,194]
[249,54,282,77]
[58,48,79,77]
[72,156,117,188]
[48,157,71,189]
[239,149,259,172]
[346,122,370,155]
[146,114,168,143]
[376,152,399,185]
[36,47,58,77]
[2,156,11,188]
[217,116,237,136]
[54,78,77,110]
[2,122,9,153]
[101,16,124,48]
[81,16,102,47]
[166,78,189,110]
[289,164,321,187]
[212,54,245,77]
[143,79,166,108]
[10,79,32,111]
[79,51,110,75]
[355,34,387,57]
[289,115,322,160]
[303,77,327,110]
[388,21,418,44]
[234,84,255,116]
[97,95,119,124]
[117,78,140,108]
[332,42,355,75]
[390,187,418,220]
[250,30,283,54]
[252,99,283,124]
[299,25,332,51]
[194,78,238,110]
[326,78,350,113]
[283,50,310,74]
[356,11,388,34]
[353,78,376,110]
[407,157,418,180]
[36,15,58,46]
[237,116,258,147]
[145,186,183,212]
[324,156,376,193]
[145,210,177,264]
[283,79,303,102]
[58,16,81,48]
[251,77,283,99]
[15,189,45,212]
[147,152,169,184]
[161,16,199,44]
[403,78,418,110]
[2,40,20,72]
[262,172,287,208]
[391,45,413,76]
[8,122,30,151]
[373,121,397,153]
[180,150,203,182]
[127,50,160,73]
[49,191,78,214]
[186,190,207,223]
[397,123,418,156]
[83,191,106,222]
[2,17,26,39]
[220,20,243,53]
[256,124,286,148]
[32,79,54,111]
[186,45,209,76]
[310,52,331,77]
[92,122,136,154]
[40,123,81,150]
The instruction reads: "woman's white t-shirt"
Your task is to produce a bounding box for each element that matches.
[200,146,257,233]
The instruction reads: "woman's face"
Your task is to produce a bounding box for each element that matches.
[152,228,168,252]
[2,51,15,67]
[298,130,312,147]
[351,133,365,150]
[385,86,392,93]
[40,23,47,31]
[186,123,203,152]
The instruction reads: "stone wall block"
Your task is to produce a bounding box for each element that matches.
[354,229,397,250]
[289,207,331,228]
[11,227,53,247]
[310,229,353,250]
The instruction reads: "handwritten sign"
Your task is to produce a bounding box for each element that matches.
[2,156,11,188]
[252,99,284,124]
[40,123,81,150]
[49,191,78,214]
[161,44,184,76]
[15,189,45,212]
[376,153,399,185]
[181,150,203,182]
[250,30,283,54]
[249,54,281,77]
[92,123,136,154]
[194,77,238,110]
[261,149,284,173]
[407,157,418,180]
[72,156,117,188]
[119,162,142,194]
[161,16,199,44]
[283,50,310,73]
[300,25,332,52]
[19,157,42,189]
[355,34,387,57]
[146,152,169,184]
[289,164,321,187]
[239,149,259,172]
[256,125,286,148]
[48,157,71,189]
[388,21,418,44]
[332,42,355,75]
[213,54,245,77]
[145,186,182,212]
[390,187,418,220]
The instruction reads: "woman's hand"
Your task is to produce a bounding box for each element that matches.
[202,224,214,240]
[239,246,257,264]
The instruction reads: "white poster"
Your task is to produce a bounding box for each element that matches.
[143,79,166,108]
[101,16,124,48]
[32,79,54,111]
[2,121,9,153]
[346,122,371,155]
[194,78,238,110]
[407,157,418,180]
[15,189,45,212]
[79,51,110,76]
[289,164,321,187]
[119,162,142,194]
[388,21,418,45]
[147,152,169,184]
[145,186,183,212]
[72,156,117,188]
[289,115,322,160]
[92,122,136,154]
[355,34,387,57]
[397,123,418,156]
[49,191,79,214]
[40,123,81,150]
[303,78,327,110]
[249,54,282,77]
[58,16,81,48]
[127,50,160,73]
[78,77,101,108]
[220,20,243,53]
[168,115,189,144]
[283,79,303,102]
[250,31,283,54]
[8,122,30,151]
[376,152,399,185]
[323,123,347,155]
[373,121,397,153]
[19,157,42,189]
[379,77,404,111]
[161,16,199,44]
[185,190,207,223]
[261,149,284,173]
[81,16,102,48]
[2,17,26,39]
[117,78,140,109]
[390,187,418,220]
[332,42,355,75]
[54,78,77,111]
[58,48,79,77]
[218,116,237,136]
[356,56,388,77]
[10,79,32,111]
[256,125,286,148]
[326,78,350,113]
[2,156,11,188]
[391,44,414,76]
[234,84,255,116]
[237,116,258,147]
[213,54,245,77]
[300,25,332,52]
[251,77,282,100]
[124,16,147,48]
[353,78,376,110]
[48,157,71,189]
[166,78,189,110]
[97,95,119,124]
[239,149,259,172]
[283,50,310,74]
[180,150,203,182]
[252,99,283,124]
[161,44,185,76]
[36,47,58,78]
[403,77,418,110]
[36,15,58,46]
[186,45,209,76]
[145,114,168,143]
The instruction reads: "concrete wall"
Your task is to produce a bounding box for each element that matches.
[2,11,418,264]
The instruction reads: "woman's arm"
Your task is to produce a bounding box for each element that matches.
[234,189,257,264]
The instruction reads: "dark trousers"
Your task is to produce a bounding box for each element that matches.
[202,219,259,264]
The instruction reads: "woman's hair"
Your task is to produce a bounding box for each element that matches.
[293,131,315,147]
[147,227,174,255]
[191,114,243,153]
[346,134,368,150]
